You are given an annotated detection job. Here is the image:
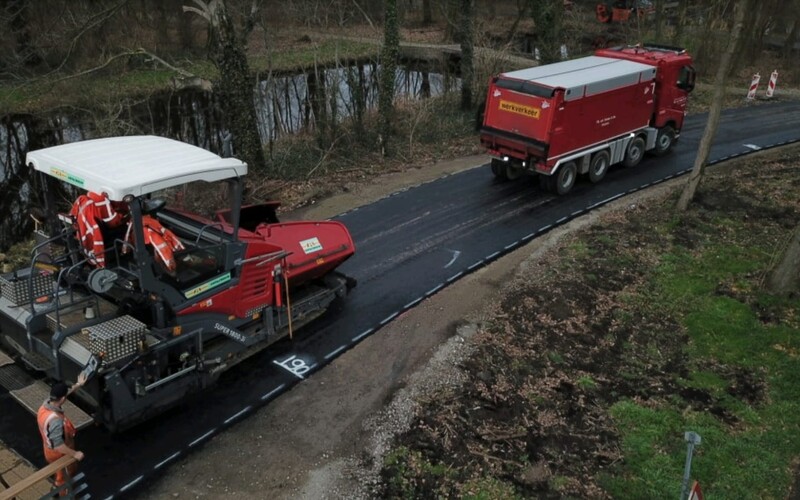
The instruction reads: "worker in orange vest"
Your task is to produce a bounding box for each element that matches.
[37,372,87,494]
[70,191,128,267]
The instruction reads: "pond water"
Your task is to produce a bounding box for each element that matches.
[0,61,460,250]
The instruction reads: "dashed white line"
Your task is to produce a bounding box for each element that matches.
[743,143,761,150]
[486,251,500,260]
[571,210,583,216]
[504,241,518,250]
[224,406,252,425]
[102,496,114,500]
[189,429,216,447]
[119,475,143,493]
[447,271,463,283]
[380,312,399,325]
[404,297,423,309]
[522,232,536,240]
[324,345,347,360]
[425,284,444,296]
[261,384,287,401]
[540,224,552,232]
[352,328,374,341]
[154,451,181,470]
[556,216,568,223]
[467,261,483,271]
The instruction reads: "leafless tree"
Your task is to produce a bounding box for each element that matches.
[677,0,750,210]
[184,0,267,171]
[378,0,399,156]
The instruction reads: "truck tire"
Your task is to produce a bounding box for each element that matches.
[652,126,676,156]
[490,158,507,180]
[504,163,523,180]
[622,136,646,168]
[550,162,577,195]
[588,150,610,183]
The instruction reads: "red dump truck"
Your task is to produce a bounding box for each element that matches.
[480,44,695,194]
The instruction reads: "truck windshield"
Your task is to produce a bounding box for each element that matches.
[495,78,555,98]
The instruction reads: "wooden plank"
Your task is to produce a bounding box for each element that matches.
[0,455,75,500]
[0,447,51,500]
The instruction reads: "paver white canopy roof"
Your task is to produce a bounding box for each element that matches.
[502,56,656,101]
[26,136,247,201]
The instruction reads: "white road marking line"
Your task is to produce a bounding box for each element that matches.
[189,429,216,447]
[540,224,552,231]
[425,284,444,296]
[444,249,461,268]
[119,475,143,493]
[404,297,423,309]
[571,210,583,216]
[352,328,374,342]
[744,143,761,150]
[324,345,347,360]
[261,384,287,401]
[224,406,252,424]
[504,241,518,250]
[447,271,463,283]
[556,216,568,224]
[154,451,181,470]
[486,251,500,260]
[380,312,399,325]
[467,261,483,270]
[522,232,536,240]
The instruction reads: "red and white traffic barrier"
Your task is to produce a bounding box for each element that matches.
[746,73,760,100]
[766,70,778,98]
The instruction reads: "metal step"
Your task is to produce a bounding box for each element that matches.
[0,364,94,430]
[0,349,13,367]
[20,351,53,373]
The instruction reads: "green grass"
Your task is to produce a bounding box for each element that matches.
[602,216,800,499]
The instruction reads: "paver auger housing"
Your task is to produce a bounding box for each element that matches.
[0,136,355,431]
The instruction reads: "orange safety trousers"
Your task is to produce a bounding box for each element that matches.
[37,406,77,492]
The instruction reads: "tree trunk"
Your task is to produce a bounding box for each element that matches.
[783,18,799,59]
[422,0,432,24]
[671,0,688,45]
[185,0,267,172]
[676,0,749,211]
[459,0,474,110]
[654,0,664,43]
[766,224,800,294]
[529,0,562,64]
[379,0,399,156]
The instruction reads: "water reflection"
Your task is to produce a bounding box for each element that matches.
[0,62,459,249]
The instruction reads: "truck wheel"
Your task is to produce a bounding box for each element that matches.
[552,162,577,195]
[490,159,508,180]
[622,136,646,168]
[588,150,610,183]
[652,126,676,156]
[505,163,523,180]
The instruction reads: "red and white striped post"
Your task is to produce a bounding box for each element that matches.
[746,73,760,100]
[766,70,779,98]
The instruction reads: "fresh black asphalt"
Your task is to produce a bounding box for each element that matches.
[0,101,798,499]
